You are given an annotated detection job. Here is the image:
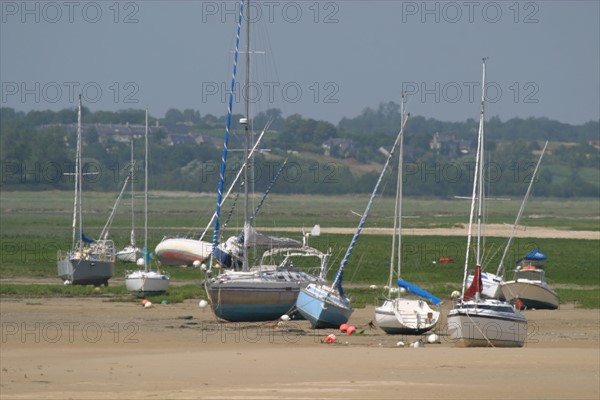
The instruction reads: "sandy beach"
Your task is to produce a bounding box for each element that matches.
[1,297,598,400]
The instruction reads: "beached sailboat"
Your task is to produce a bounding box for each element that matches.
[447,59,527,347]
[375,96,442,334]
[466,141,549,299]
[295,104,407,329]
[501,249,559,310]
[125,109,170,295]
[204,0,325,322]
[117,140,143,263]
[57,95,115,285]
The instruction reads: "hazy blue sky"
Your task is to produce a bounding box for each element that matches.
[1,1,599,125]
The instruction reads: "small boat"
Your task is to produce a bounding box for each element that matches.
[207,244,329,321]
[375,95,441,335]
[117,140,142,263]
[296,99,407,328]
[155,237,212,266]
[448,268,528,347]
[57,95,115,286]
[447,59,527,348]
[125,109,170,295]
[501,249,559,310]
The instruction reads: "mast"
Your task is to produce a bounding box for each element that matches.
[77,94,83,252]
[242,0,251,271]
[71,95,82,250]
[130,139,136,246]
[210,0,244,270]
[461,58,486,297]
[388,94,408,293]
[333,111,407,298]
[496,141,548,276]
[475,58,487,266]
[144,107,149,271]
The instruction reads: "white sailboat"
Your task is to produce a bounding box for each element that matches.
[125,109,170,294]
[117,140,143,263]
[375,95,441,334]
[447,59,527,347]
[57,95,115,286]
[204,0,326,322]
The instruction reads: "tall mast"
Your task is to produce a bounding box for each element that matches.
[475,58,487,266]
[210,0,244,270]
[388,94,408,293]
[242,0,251,271]
[71,95,81,250]
[496,141,548,276]
[461,58,486,298]
[144,108,149,270]
[77,94,84,251]
[130,139,136,246]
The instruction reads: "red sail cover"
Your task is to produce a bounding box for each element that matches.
[463,265,483,301]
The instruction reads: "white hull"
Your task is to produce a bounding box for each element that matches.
[501,281,560,310]
[116,246,142,263]
[155,238,212,266]
[125,270,170,293]
[375,298,440,334]
[447,299,527,347]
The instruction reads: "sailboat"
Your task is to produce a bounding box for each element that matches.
[204,0,325,322]
[295,102,407,329]
[466,141,549,299]
[57,95,115,286]
[501,248,560,310]
[117,140,143,262]
[374,95,442,335]
[447,59,527,347]
[125,109,170,295]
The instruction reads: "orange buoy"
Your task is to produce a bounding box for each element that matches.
[324,334,337,343]
[346,326,356,335]
[339,323,349,332]
[141,299,149,306]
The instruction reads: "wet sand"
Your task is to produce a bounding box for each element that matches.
[1,297,598,399]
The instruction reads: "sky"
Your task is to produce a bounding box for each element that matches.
[1,1,599,125]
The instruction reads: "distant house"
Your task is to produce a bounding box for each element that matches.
[40,122,163,145]
[163,133,196,146]
[322,138,356,158]
[430,132,474,157]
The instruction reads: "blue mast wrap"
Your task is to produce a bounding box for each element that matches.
[210,0,244,267]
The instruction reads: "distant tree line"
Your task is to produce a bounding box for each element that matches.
[1,106,598,198]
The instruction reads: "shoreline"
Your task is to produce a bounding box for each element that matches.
[1,297,599,399]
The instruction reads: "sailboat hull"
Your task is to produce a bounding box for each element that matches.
[296,284,353,329]
[57,256,114,286]
[447,300,527,347]
[116,246,142,263]
[375,298,440,335]
[125,270,170,294]
[501,281,559,310]
[207,268,321,322]
[155,238,212,266]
